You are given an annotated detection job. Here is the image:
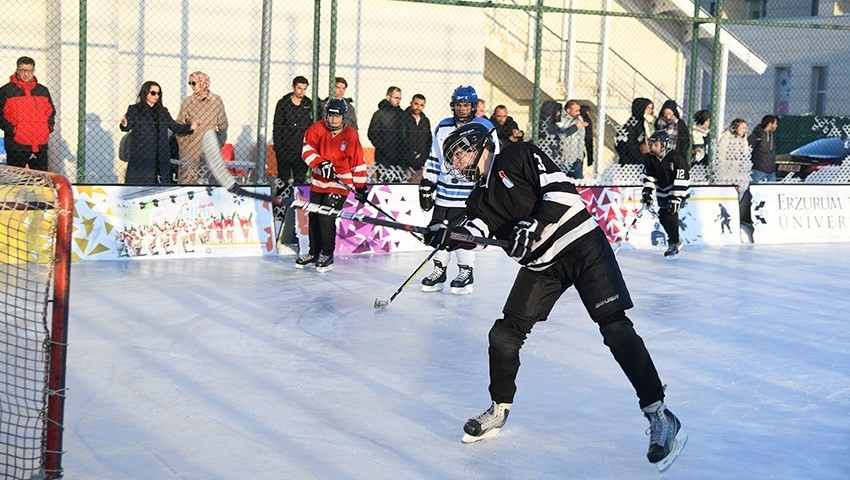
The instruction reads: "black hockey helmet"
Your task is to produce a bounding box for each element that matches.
[442,122,495,182]
[324,98,347,132]
[648,130,671,157]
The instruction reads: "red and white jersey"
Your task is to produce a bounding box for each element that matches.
[302,121,366,195]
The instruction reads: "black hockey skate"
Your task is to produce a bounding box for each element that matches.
[461,402,511,443]
[643,401,687,471]
[421,260,447,292]
[315,254,334,273]
[450,265,473,295]
[663,240,683,260]
[295,253,317,269]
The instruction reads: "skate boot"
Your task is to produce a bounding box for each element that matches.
[643,400,687,471]
[295,253,317,269]
[663,239,683,259]
[315,254,334,273]
[421,260,447,292]
[462,401,511,443]
[450,265,474,295]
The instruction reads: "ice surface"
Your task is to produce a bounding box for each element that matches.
[63,244,850,479]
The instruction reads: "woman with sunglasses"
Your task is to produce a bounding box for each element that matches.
[176,71,228,184]
[120,81,198,184]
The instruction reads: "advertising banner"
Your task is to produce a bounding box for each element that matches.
[749,184,850,244]
[293,184,739,255]
[72,185,276,260]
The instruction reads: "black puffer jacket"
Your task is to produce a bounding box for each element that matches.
[367,99,408,167]
[615,97,653,165]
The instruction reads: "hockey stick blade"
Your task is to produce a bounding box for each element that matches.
[201,130,285,206]
[374,247,440,309]
[290,200,507,248]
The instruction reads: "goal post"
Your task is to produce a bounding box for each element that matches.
[0,166,73,480]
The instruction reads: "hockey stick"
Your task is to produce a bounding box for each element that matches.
[202,130,287,206]
[374,247,440,310]
[333,180,424,242]
[290,199,507,248]
[613,202,652,254]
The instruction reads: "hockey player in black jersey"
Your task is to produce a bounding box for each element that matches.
[641,130,690,258]
[425,122,685,470]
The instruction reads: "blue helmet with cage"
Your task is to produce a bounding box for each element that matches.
[324,98,348,132]
[450,85,478,123]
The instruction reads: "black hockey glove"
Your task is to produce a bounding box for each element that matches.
[419,179,436,212]
[667,198,681,214]
[353,186,369,203]
[425,220,450,249]
[641,188,654,206]
[318,161,336,180]
[508,218,542,261]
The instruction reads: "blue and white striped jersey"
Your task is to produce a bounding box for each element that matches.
[424,116,500,208]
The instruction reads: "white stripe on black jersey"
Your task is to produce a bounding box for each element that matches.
[465,142,599,271]
[643,151,690,204]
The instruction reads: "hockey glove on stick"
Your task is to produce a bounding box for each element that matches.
[508,218,542,261]
[419,179,435,212]
[425,220,450,249]
[353,186,369,203]
[318,161,336,180]
[667,198,681,214]
[641,187,654,206]
[445,217,489,252]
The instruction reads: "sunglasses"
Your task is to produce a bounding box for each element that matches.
[188,81,197,86]
[149,90,161,96]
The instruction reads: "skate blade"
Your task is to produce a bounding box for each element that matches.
[450,285,473,295]
[421,284,444,293]
[316,265,333,273]
[655,430,687,472]
[461,427,501,444]
[664,254,679,261]
[294,264,315,269]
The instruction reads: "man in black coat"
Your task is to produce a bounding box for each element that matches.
[489,105,519,149]
[367,86,408,179]
[273,76,313,185]
[403,93,431,176]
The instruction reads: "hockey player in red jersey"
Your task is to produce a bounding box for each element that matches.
[298,99,368,272]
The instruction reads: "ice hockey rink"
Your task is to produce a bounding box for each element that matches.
[63,243,850,480]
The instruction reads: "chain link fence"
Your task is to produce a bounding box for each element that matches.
[2,0,849,188]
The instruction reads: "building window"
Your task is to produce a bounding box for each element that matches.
[810,66,827,115]
[774,67,790,115]
[745,0,767,19]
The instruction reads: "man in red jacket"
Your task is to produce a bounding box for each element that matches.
[0,56,55,171]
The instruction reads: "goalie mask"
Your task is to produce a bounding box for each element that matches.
[324,98,347,132]
[648,130,671,158]
[450,85,478,124]
[442,122,495,182]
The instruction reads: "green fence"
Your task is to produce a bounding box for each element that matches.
[2,0,849,187]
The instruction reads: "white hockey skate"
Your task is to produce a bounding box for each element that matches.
[643,400,687,471]
[461,401,511,443]
[450,265,473,295]
[421,260,447,292]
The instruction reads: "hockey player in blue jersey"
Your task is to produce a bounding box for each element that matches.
[418,86,501,294]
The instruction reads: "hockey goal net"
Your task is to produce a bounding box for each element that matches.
[0,166,73,480]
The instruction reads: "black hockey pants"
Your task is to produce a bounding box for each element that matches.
[487,230,665,409]
[308,190,345,256]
